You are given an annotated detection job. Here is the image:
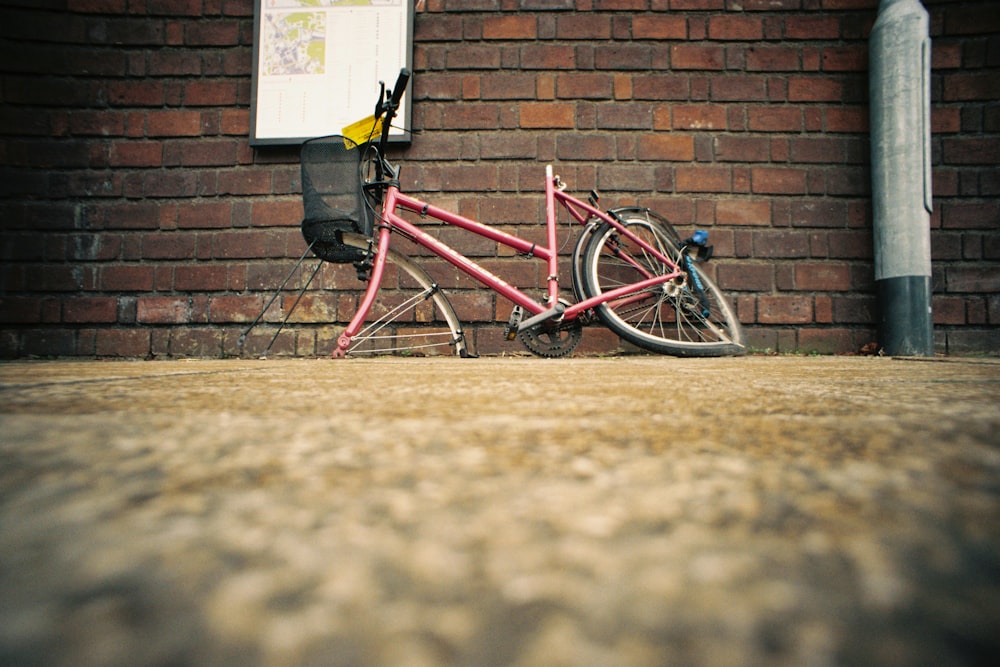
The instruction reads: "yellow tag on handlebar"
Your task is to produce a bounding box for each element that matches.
[342,115,383,148]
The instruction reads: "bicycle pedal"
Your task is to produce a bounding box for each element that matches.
[505,305,524,341]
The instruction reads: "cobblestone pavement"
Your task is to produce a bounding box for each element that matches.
[1,356,999,667]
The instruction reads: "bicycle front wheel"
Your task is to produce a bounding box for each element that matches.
[580,213,745,357]
[339,233,471,357]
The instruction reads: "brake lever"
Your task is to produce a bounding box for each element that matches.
[374,80,386,118]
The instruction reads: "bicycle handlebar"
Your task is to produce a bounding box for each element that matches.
[377,67,410,155]
[388,67,410,112]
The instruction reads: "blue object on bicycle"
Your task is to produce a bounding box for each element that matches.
[692,230,709,246]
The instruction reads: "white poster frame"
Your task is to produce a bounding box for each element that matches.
[250,0,413,146]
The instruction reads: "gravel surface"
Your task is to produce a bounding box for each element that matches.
[1,356,999,667]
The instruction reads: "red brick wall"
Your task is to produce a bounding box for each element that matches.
[0,0,997,358]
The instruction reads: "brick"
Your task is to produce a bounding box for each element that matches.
[933,296,967,325]
[747,106,802,132]
[708,15,763,41]
[101,265,155,291]
[211,230,268,259]
[481,74,537,100]
[69,0,128,12]
[670,0,725,8]
[711,77,768,101]
[832,296,875,324]
[676,166,731,193]
[109,141,163,168]
[142,170,198,198]
[556,73,614,99]
[717,199,771,225]
[0,298,43,324]
[795,263,851,291]
[106,81,164,106]
[752,167,807,195]
[789,137,846,163]
[596,104,652,130]
[555,14,612,40]
[169,328,222,357]
[943,72,1000,102]
[821,46,866,72]
[946,267,1000,293]
[716,262,774,291]
[637,134,695,161]
[746,47,801,72]
[715,135,769,162]
[824,107,868,133]
[147,110,202,137]
[787,77,842,102]
[670,45,725,70]
[184,80,238,106]
[477,196,539,223]
[437,165,498,191]
[208,295,264,323]
[148,49,201,76]
[758,295,813,324]
[63,297,118,323]
[788,199,849,228]
[95,329,150,357]
[521,44,576,70]
[632,15,686,40]
[185,20,240,46]
[520,103,575,128]
[137,296,191,324]
[557,134,616,161]
[174,265,228,291]
[217,170,272,196]
[941,3,1000,35]
[69,111,126,136]
[251,200,300,228]
[941,201,1000,230]
[593,0,647,9]
[482,15,536,40]
[102,201,161,230]
[594,44,652,71]
[596,165,657,192]
[785,15,841,40]
[440,104,500,130]
[415,15,464,41]
[672,105,728,130]
[941,137,1000,165]
[797,328,854,354]
[753,231,810,258]
[632,75,689,101]
[828,231,872,259]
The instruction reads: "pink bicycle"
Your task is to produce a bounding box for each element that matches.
[302,69,745,359]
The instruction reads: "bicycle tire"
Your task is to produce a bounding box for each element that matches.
[579,212,745,357]
[340,233,470,357]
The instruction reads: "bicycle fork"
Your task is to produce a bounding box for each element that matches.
[332,226,394,359]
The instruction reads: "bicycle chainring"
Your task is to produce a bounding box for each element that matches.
[517,321,583,358]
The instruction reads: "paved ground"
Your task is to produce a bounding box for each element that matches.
[1,355,999,667]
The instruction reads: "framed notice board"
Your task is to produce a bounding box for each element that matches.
[250,0,413,146]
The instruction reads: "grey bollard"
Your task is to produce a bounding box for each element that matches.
[869,0,934,356]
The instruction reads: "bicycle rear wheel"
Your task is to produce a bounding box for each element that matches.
[580,212,745,357]
[339,233,470,357]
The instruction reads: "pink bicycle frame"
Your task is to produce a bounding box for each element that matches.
[333,166,683,357]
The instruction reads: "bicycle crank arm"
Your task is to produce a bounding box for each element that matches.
[517,302,566,333]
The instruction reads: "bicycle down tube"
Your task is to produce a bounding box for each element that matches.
[333,166,684,358]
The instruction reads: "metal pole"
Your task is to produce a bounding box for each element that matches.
[869,0,934,356]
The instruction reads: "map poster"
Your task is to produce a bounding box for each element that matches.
[250,0,413,146]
